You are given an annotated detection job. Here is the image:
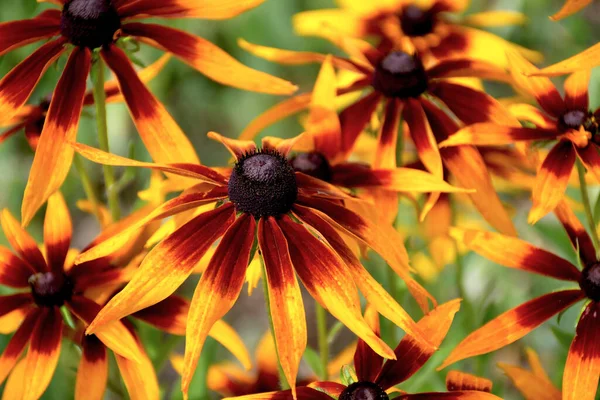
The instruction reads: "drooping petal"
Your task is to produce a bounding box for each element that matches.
[0,246,35,287]
[551,0,593,20]
[533,43,600,76]
[278,215,395,360]
[101,45,200,165]
[404,99,442,177]
[562,301,600,400]
[207,131,257,160]
[118,0,266,19]
[114,329,160,400]
[450,228,581,281]
[439,290,585,369]
[339,91,382,156]
[182,214,256,396]
[75,336,108,400]
[529,142,577,224]
[446,371,492,392]
[0,209,47,271]
[123,24,297,95]
[43,192,72,273]
[86,204,235,334]
[564,70,590,110]
[376,300,461,389]
[0,309,40,385]
[553,199,597,265]
[0,17,60,57]
[258,217,307,397]
[439,124,559,147]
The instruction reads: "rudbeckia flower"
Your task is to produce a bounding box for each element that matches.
[0,0,297,225]
[224,301,501,400]
[440,53,599,223]
[529,42,600,77]
[550,0,593,20]
[69,131,446,398]
[238,39,519,234]
[439,201,600,400]
[292,0,540,67]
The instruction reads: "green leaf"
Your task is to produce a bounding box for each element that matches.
[327,321,344,345]
[303,347,324,379]
[340,364,356,386]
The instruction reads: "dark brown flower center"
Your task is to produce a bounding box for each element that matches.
[61,0,121,49]
[340,382,389,400]
[372,51,428,98]
[29,272,74,307]
[289,152,332,182]
[558,109,590,132]
[228,150,298,217]
[399,4,436,37]
[580,263,600,301]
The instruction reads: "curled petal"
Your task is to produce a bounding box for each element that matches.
[208,131,257,160]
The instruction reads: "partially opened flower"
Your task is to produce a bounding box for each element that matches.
[440,52,599,223]
[550,0,593,20]
[292,0,540,67]
[70,132,442,398]
[0,0,297,225]
[238,39,519,234]
[439,200,600,400]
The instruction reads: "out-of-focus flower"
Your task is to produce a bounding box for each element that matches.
[550,0,593,20]
[441,52,599,223]
[498,348,561,400]
[439,201,600,400]
[530,42,600,77]
[0,0,297,225]
[292,0,540,67]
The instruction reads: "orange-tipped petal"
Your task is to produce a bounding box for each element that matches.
[43,192,72,273]
[118,0,266,19]
[450,228,581,281]
[1,209,47,272]
[75,336,108,400]
[562,301,600,400]
[0,17,60,57]
[207,131,257,160]
[0,246,32,288]
[439,290,585,369]
[123,24,297,95]
[551,0,593,20]
[427,59,512,83]
[374,99,401,169]
[258,217,307,397]
[182,214,256,397]
[0,294,34,319]
[498,362,560,400]
[398,393,502,400]
[533,43,600,76]
[86,205,235,334]
[446,371,492,392]
[529,142,577,224]
[101,45,200,166]
[462,10,527,26]
[564,70,591,110]
[439,124,558,147]
[354,307,384,382]
[339,91,381,156]
[576,143,600,185]
[554,199,597,264]
[0,309,39,385]
[225,387,334,399]
[114,333,160,400]
[404,99,442,177]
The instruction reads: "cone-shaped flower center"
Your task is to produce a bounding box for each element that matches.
[29,272,74,307]
[289,152,332,182]
[372,51,428,98]
[399,5,436,37]
[228,150,298,218]
[558,109,589,132]
[340,382,390,400]
[580,262,600,302]
[61,0,121,48]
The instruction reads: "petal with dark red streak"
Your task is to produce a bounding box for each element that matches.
[533,43,600,76]
[207,131,257,160]
[564,70,590,110]
[75,336,108,400]
[339,91,381,156]
[0,17,60,57]
[0,309,40,385]
[43,192,72,273]
[446,371,492,392]
[0,246,35,287]
[374,99,401,169]
[118,0,265,19]
[404,98,442,177]
[554,200,597,265]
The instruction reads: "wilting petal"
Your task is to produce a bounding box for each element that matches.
[22,46,90,226]
[43,192,72,272]
[439,124,558,147]
[22,307,63,400]
[564,70,590,110]
[354,307,384,382]
[124,24,297,95]
[0,309,40,385]
[529,142,577,224]
[0,17,60,56]
[376,300,461,388]
[115,332,160,400]
[207,131,257,160]
[375,99,401,169]
[0,209,47,271]
[533,43,600,76]
[279,215,395,360]
[75,336,108,400]
[339,91,381,156]
[551,0,593,20]
[258,217,307,397]
[86,205,235,333]
[119,0,266,19]
[450,228,581,281]
[446,371,492,392]
[0,38,65,125]
[0,246,34,287]
[498,362,561,400]
[404,99,442,177]
[562,302,600,400]
[439,290,585,369]
[398,393,501,400]
[554,200,597,264]
[101,45,200,166]
[182,214,256,396]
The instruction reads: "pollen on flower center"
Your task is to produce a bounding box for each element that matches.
[339,382,390,400]
[228,150,298,218]
[289,152,332,182]
[372,51,428,98]
[399,4,436,37]
[61,0,121,49]
[558,109,589,132]
[29,272,74,307]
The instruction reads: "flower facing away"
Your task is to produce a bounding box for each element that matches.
[550,0,593,20]
[438,200,600,400]
[69,131,449,399]
[292,0,541,67]
[238,39,521,235]
[0,0,297,225]
[224,301,501,400]
[440,52,599,223]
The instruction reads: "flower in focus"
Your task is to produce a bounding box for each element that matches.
[439,200,600,400]
[0,0,297,225]
[550,0,593,20]
[498,348,561,400]
[441,53,599,223]
[292,0,541,67]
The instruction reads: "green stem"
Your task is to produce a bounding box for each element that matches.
[92,58,120,221]
[577,161,600,252]
[72,154,103,224]
[315,302,329,381]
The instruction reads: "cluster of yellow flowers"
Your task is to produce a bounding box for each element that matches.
[0,0,598,399]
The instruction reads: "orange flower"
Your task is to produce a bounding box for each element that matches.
[439,201,600,400]
[440,53,598,223]
[0,0,296,225]
[550,0,593,20]
[70,132,441,399]
[530,42,600,77]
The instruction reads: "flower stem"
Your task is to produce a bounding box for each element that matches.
[92,57,120,221]
[315,302,329,381]
[72,154,103,224]
[577,160,600,252]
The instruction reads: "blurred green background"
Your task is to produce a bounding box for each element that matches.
[0,0,599,399]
